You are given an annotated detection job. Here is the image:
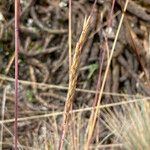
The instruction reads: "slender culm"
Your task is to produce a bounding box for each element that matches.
[14,0,20,149]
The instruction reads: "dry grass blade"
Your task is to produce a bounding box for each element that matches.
[91,32,106,108]
[102,100,150,150]
[0,88,6,150]
[59,15,93,150]
[84,0,129,149]
[0,52,15,86]
[0,141,36,150]
[90,143,122,149]
[1,74,145,98]
[1,98,149,125]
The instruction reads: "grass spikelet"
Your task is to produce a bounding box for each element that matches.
[58,13,94,150]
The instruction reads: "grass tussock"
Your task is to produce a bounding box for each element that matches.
[102,99,150,150]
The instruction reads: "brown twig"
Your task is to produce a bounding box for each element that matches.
[117,55,150,96]
[6,0,35,29]
[117,0,150,22]
[0,52,15,86]
[123,16,150,87]
[30,7,67,34]
[29,65,57,109]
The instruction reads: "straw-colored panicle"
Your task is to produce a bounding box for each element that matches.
[59,16,92,150]
[64,16,91,119]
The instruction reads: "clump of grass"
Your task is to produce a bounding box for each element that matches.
[102,99,150,150]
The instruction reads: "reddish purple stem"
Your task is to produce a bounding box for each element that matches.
[108,0,116,27]
[14,0,20,149]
